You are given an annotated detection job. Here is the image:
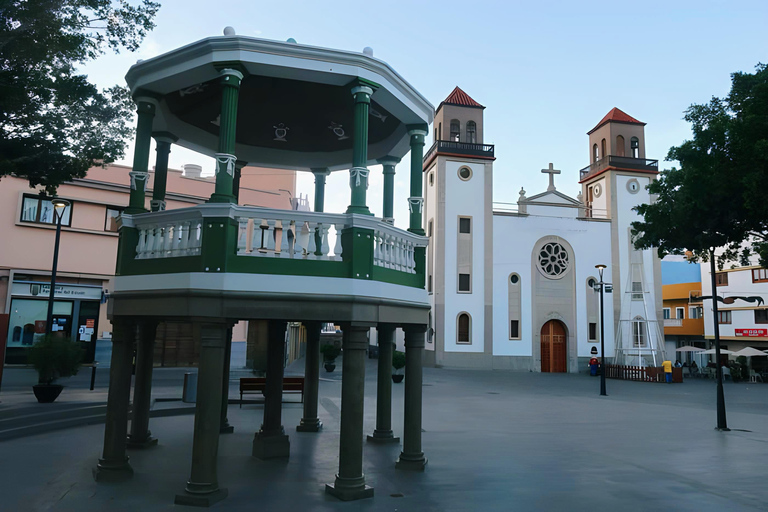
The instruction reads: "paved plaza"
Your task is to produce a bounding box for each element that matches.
[1,360,768,511]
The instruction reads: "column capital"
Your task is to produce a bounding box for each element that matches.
[407,124,429,138]
[129,171,149,191]
[377,156,401,168]
[134,96,159,111]
[407,197,424,214]
[311,167,331,177]
[218,67,244,84]
[152,131,178,145]
[350,85,374,100]
[235,159,248,171]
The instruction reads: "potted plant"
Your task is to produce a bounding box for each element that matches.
[392,350,406,383]
[320,344,341,372]
[27,335,84,403]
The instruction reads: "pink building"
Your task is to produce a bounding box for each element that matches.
[0,162,298,364]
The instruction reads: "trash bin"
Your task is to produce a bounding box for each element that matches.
[589,357,599,376]
[182,372,198,403]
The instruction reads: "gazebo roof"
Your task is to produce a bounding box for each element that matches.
[125,32,435,171]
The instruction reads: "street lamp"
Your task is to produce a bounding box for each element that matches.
[45,198,70,337]
[595,264,609,396]
[707,248,729,431]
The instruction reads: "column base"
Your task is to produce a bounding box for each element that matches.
[220,424,235,434]
[93,457,134,482]
[345,205,372,216]
[367,431,400,444]
[325,479,374,501]
[252,432,290,459]
[174,488,228,507]
[126,434,158,449]
[396,452,428,471]
[296,418,323,432]
[207,193,235,204]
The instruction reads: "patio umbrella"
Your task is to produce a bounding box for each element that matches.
[700,348,735,354]
[732,347,768,357]
[675,346,705,352]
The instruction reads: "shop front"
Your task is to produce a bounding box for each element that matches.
[5,280,103,364]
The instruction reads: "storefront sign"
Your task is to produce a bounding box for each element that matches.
[11,282,102,301]
[735,328,768,337]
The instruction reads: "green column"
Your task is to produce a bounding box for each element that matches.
[209,68,244,204]
[407,126,428,235]
[377,157,399,223]
[151,133,176,212]
[127,97,157,214]
[311,168,330,212]
[346,84,374,215]
[233,160,247,204]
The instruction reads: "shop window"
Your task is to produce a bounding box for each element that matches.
[105,207,124,232]
[752,268,768,283]
[717,311,732,324]
[755,309,768,324]
[457,313,471,344]
[21,195,72,226]
[715,272,728,286]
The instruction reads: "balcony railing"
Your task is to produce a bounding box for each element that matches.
[579,155,658,180]
[664,318,683,327]
[424,140,495,163]
[118,204,427,287]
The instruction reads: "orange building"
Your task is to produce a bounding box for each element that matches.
[662,281,705,360]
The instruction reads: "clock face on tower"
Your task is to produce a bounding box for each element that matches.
[593,183,602,197]
[627,178,640,194]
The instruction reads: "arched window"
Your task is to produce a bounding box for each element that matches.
[457,313,471,344]
[466,121,477,144]
[434,128,437,141]
[592,143,599,163]
[601,138,607,158]
[632,316,646,347]
[450,120,460,142]
[631,137,639,158]
[616,135,625,156]
[509,274,521,339]
[438,122,442,140]
[586,277,599,342]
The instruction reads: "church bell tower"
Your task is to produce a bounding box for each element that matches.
[423,87,495,368]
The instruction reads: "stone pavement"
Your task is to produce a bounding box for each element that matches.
[1,362,768,511]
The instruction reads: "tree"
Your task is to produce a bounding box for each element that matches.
[631,63,768,268]
[0,0,160,195]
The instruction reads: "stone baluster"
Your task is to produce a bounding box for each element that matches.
[237,218,248,253]
[306,222,318,260]
[320,224,330,259]
[333,224,344,260]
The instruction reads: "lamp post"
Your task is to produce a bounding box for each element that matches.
[708,248,729,431]
[45,199,70,337]
[595,264,609,396]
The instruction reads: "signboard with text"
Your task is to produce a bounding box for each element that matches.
[735,328,768,337]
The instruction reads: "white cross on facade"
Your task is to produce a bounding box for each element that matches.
[541,162,561,192]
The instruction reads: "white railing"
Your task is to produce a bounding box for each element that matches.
[121,204,427,271]
[664,319,683,327]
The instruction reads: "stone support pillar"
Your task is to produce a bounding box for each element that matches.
[253,320,290,459]
[150,133,175,212]
[209,68,244,204]
[368,324,398,443]
[346,83,374,215]
[407,127,428,235]
[220,327,234,434]
[311,168,330,213]
[297,321,322,432]
[175,323,229,507]
[127,98,157,214]
[326,324,374,501]
[94,319,136,482]
[378,157,399,224]
[396,326,427,471]
[127,320,158,448]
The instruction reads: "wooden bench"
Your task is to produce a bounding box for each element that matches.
[239,377,305,407]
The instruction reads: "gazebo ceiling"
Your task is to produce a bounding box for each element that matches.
[125,34,434,171]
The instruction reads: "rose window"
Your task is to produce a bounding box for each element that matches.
[538,243,569,278]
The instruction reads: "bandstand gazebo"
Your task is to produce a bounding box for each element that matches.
[93,28,434,506]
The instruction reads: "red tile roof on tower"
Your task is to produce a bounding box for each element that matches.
[587,107,645,134]
[439,87,485,109]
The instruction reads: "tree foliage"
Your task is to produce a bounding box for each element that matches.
[632,64,768,268]
[0,0,160,195]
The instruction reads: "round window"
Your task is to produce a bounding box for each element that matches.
[587,278,596,288]
[510,274,519,284]
[458,167,472,181]
[537,242,570,278]
[627,179,640,194]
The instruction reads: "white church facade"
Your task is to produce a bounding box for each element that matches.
[423,88,665,371]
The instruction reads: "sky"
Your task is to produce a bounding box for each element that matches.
[82,0,768,230]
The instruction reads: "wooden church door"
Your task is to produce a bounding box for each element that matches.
[541,320,567,373]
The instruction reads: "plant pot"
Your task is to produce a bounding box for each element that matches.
[391,374,404,383]
[324,362,336,372]
[33,384,64,403]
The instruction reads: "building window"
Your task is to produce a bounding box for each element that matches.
[717,311,732,324]
[450,120,460,142]
[689,307,701,319]
[428,275,433,293]
[632,317,646,347]
[458,166,472,181]
[457,313,471,344]
[458,273,471,292]
[676,307,685,320]
[593,143,599,163]
[438,122,442,140]
[429,172,434,186]
[466,121,477,144]
[105,207,123,232]
[755,309,768,324]
[588,322,597,341]
[616,135,625,157]
[21,195,72,226]
[753,268,768,283]
[511,274,519,284]
[663,308,671,320]
[459,217,471,234]
[510,320,519,339]
[631,137,639,158]
[428,219,433,237]
[601,138,607,158]
[631,281,643,300]
[537,242,570,278]
[715,272,728,286]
